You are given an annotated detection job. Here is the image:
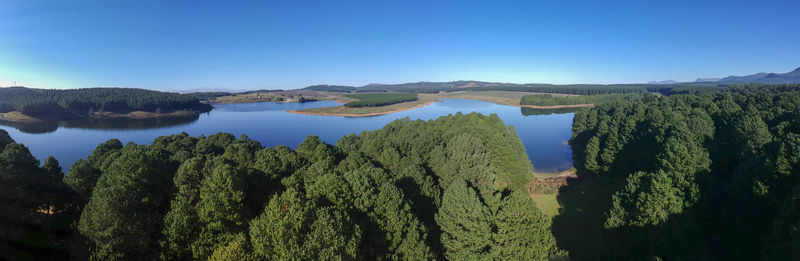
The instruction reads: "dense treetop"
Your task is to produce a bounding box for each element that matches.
[569,83,800,259]
[1,113,563,260]
[0,87,211,116]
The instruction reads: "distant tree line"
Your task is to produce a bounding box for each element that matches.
[569,83,800,259]
[0,113,564,260]
[520,93,644,106]
[0,87,212,117]
[186,92,231,101]
[354,89,388,93]
[343,93,419,108]
[304,85,357,92]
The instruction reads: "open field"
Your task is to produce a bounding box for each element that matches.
[0,111,41,123]
[532,193,560,217]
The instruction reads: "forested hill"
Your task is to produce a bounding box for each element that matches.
[0,87,212,117]
[1,113,564,260]
[569,84,800,259]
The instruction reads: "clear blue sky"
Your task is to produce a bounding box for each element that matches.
[1,0,799,91]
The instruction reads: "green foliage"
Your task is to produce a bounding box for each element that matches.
[436,179,494,260]
[494,191,563,260]
[5,112,564,259]
[192,162,249,259]
[520,93,643,106]
[64,139,124,202]
[0,87,212,116]
[343,93,419,107]
[207,234,256,261]
[567,84,800,259]
[249,189,361,260]
[0,130,78,259]
[77,145,177,260]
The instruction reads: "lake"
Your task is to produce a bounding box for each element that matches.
[1,99,575,173]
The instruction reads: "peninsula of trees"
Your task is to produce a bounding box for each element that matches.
[0,87,212,122]
[1,113,563,260]
[343,93,419,108]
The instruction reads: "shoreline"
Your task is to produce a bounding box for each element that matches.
[286,98,593,117]
[287,101,437,117]
[0,110,201,123]
[517,104,594,109]
[534,167,578,177]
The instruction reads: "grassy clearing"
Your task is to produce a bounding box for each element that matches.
[532,193,561,218]
[0,111,40,122]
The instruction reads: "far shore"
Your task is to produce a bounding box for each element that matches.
[285,90,594,117]
[0,110,201,123]
[287,101,437,117]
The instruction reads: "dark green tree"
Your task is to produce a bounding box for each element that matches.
[436,179,494,260]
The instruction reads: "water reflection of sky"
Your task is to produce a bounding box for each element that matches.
[3,99,573,173]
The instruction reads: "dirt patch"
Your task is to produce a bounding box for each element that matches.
[529,169,578,194]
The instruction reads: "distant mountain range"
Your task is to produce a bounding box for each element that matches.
[717,67,800,84]
[649,67,800,85]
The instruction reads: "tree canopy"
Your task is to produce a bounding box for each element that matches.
[1,112,563,260]
[569,83,800,259]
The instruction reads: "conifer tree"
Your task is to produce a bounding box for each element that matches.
[436,179,494,260]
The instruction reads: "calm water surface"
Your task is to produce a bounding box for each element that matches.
[1,99,574,172]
